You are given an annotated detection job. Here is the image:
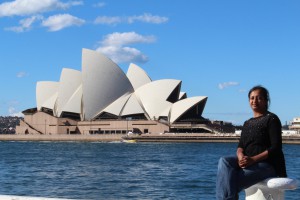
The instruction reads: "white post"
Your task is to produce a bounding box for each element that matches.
[245,178,298,200]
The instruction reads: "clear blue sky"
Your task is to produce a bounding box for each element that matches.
[1,0,300,125]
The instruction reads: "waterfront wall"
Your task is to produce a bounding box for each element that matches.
[0,134,123,142]
[1,133,300,144]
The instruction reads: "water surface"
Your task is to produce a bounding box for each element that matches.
[0,141,299,199]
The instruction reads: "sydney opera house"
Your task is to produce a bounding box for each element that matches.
[16,48,216,135]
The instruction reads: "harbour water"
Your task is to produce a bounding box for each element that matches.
[0,141,299,199]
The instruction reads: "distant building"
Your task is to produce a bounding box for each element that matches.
[16,49,219,135]
[289,117,300,134]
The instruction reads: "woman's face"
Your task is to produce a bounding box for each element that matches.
[249,89,267,113]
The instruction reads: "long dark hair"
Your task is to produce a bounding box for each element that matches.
[248,85,270,110]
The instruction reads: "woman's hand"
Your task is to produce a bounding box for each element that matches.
[239,150,269,168]
[238,156,255,168]
[236,147,253,168]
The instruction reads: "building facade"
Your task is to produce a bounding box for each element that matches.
[16,49,210,135]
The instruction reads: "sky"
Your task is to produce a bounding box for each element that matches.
[1,0,300,125]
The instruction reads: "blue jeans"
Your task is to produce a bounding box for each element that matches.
[216,155,276,200]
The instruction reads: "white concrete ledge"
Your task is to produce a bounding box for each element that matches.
[265,178,298,190]
[245,178,298,200]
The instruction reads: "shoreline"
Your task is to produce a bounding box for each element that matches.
[0,134,123,142]
[1,133,300,144]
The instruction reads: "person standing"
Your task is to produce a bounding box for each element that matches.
[216,85,287,200]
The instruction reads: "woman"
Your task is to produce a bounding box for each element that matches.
[216,85,287,200]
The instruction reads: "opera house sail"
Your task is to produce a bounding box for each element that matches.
[16,48,209,135]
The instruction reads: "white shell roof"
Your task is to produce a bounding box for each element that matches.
[135,79,181,120]
[81,48,134,120]
[127,63,152,90]
[179,92,187,100]
[42,93,58,113]
[36,81,59,111]
[59,84,82,116]
[101,92,131,116]
[56,68,82,117]
[169,96,208,123]
[121,93,146,117]
[34,48,208,124]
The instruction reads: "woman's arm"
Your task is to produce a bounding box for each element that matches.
[236,147,244,160]
[237,148,245,168]
[251,150,268,163]
[267,115,283,158]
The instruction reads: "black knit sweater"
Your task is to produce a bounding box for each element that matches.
[238,112,287,177]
